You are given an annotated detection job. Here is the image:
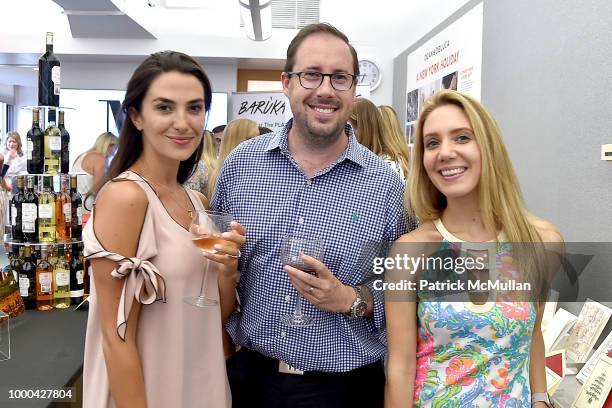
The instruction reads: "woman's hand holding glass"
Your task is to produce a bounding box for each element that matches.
[199,220,245,280]
[185,210,245,308]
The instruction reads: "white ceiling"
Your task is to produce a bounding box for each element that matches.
[0,0,470,86]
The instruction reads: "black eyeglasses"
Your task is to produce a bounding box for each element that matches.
[287,71,357,91]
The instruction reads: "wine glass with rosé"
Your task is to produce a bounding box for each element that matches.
[184,210,234,308]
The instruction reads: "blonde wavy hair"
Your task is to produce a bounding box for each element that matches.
[200,130,217,171]
[378,105,411,172]
[409,90,548,294]
[93,132,119,156]
[207,119,259,197]
[350,98,410,178]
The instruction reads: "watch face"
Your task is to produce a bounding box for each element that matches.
[358,60,381,91]
[355,301,367,317]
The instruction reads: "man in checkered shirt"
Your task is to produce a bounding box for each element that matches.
[211,23,416,408]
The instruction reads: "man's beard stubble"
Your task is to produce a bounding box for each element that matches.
[301,118,346,150]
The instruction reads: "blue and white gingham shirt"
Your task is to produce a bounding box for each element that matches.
[211,120,417,372]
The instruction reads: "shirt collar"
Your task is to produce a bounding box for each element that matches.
[265,119,366,168]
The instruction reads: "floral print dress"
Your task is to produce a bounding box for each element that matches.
[413,219,536,407]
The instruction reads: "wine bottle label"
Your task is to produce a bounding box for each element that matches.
[77,206,83,225]
[76,269,84,285]
[11,205,17,226]
[27,140,33,160]
[38,203,53,219]
[22,203,37,232]
[52,66,61,95]
[50,136,61,151]
[63,203,71,222]
[39,272,52,293]
[19,276,30,297]
[55,271,69,286]
[70,289,84,297]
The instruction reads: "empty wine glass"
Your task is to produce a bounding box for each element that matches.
[280,234,324,327]
[184,210,234,308]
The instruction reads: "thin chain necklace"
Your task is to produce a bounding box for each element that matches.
[136,163,194,219]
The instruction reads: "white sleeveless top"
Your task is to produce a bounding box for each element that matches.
[71,153,95,196]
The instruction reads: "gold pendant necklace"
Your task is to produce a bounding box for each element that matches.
[136,164,194,219]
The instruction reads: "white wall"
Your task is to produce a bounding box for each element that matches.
[62,61,238,93]
[357,46,394,106]
[0,84,14,104]
[14,85,37,138]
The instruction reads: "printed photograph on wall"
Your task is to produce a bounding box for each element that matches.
[442,71,458,90]
[406,89,419,122]
[405,123,415,145]
[418,79,442,111]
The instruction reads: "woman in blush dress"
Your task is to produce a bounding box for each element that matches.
[82,51,245,408]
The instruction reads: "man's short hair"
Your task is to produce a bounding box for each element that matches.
[212,125,226,134]
[284,23,359,77]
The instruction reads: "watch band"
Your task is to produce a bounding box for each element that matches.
[531,392,552,407]
[346,285,365,318]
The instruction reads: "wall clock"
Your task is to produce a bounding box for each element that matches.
[358,59,382,91]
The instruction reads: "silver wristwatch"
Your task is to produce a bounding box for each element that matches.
[346,285,367,319]
[531,392,553,407]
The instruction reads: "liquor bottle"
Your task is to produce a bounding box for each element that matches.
[69,175,83,240]
[55,175,71,241]
[58,111,70,174]
[48,244,59,269]
[53,244,71,309]
[26,108,44,174]
[22,176,39,243]
[10,175,25,242]
[36,245,54,311]
[44,109,61,174]
[38,32,60,107]
[9,245,22,291]
[38,176,56,243]
[3,245,14,282]
[20,245,37,309]
[70,243,84,305]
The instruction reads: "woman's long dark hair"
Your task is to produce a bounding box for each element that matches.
[97,51,212,192]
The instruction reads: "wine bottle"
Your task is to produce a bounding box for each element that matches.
[55,175,71,242]
[69,175,83,240]
[36,245,54,311]
[48,242,59,269]
[44,109,61,174]
[10,175,25,242]
[58,111,70,174]
[70,243,84,305]
[22,176,39,243]
[9,245,21,284]
[38,32,60,107]
[38,176,56,243]
[26,108,44,174]
[20,245,36,309]
[53,244,71,309]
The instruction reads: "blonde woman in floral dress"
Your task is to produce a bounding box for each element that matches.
[385,90,563,407]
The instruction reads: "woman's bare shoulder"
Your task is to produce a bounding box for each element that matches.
[95,180,148,214]
[396,221,441,243]
[528,215,564,243]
